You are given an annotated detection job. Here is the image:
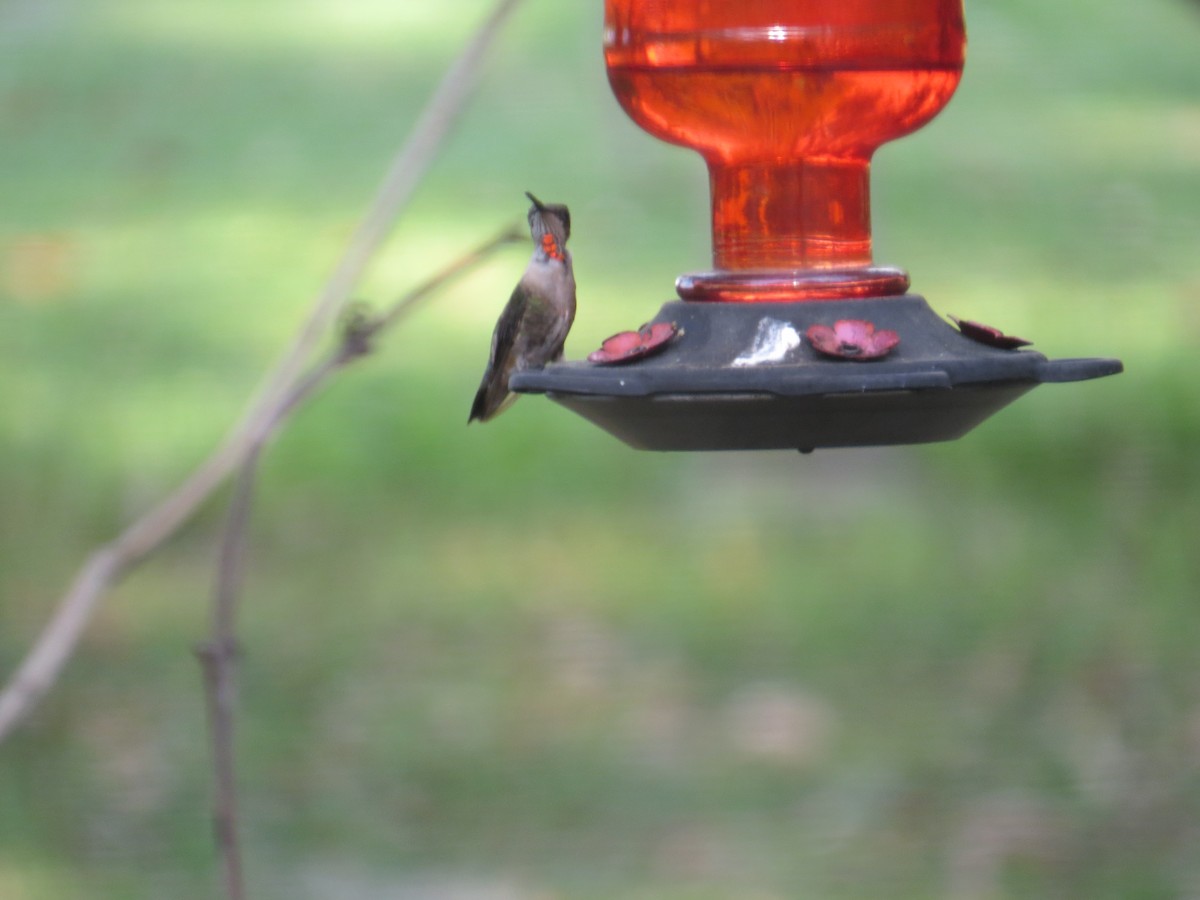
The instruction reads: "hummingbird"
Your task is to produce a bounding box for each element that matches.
[469,192,576,423]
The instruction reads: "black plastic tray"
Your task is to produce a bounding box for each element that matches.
[511,295,1122,451]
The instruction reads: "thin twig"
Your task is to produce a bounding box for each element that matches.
[276,225,526,429]
[189,222,522,899]
[196,447,263,900]
[0,0,526,744]
[243,0,527,443]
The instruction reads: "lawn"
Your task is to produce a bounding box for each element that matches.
[2,1,1200,897]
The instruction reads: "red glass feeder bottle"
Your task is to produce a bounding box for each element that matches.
[512,0,1120,451]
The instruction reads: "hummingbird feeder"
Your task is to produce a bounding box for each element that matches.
[511,0,1121,451]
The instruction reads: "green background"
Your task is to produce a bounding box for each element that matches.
[2,0,1199,896]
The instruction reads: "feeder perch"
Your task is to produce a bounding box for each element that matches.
[511,0,1121,451]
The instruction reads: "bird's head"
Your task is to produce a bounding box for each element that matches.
[526,191,571,261]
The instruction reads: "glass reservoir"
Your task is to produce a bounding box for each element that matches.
[604,0,966,301]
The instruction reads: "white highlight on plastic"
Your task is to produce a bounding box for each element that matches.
[732,318,802,367]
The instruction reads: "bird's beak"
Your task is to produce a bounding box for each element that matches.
[525,191,547,212]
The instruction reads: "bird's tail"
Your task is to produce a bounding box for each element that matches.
[468,381,517,423]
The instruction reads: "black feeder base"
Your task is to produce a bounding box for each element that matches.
[509,295,1122,452]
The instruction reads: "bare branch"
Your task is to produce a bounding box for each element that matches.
[244,0,527,440]
[274,225,526,430]
[0,0,528,744]
[188,221,522,898]
[196,447,263,900]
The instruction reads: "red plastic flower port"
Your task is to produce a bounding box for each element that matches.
[948,315,1032,350]
[805,319,899,361]
[588,322,678,365]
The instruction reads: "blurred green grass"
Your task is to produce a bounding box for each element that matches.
[2,1,1200,897]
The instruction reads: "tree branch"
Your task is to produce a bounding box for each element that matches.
[188,221,522,899]
[196,446,263,900]
[189,224,518,900]
[243,0,527,443]
[0,0,527,745]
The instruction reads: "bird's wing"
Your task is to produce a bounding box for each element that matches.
[486,283,529,375]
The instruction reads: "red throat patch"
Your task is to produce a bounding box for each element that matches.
[540,233,563,261]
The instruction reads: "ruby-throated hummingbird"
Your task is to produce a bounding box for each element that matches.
[469,192,576,423]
